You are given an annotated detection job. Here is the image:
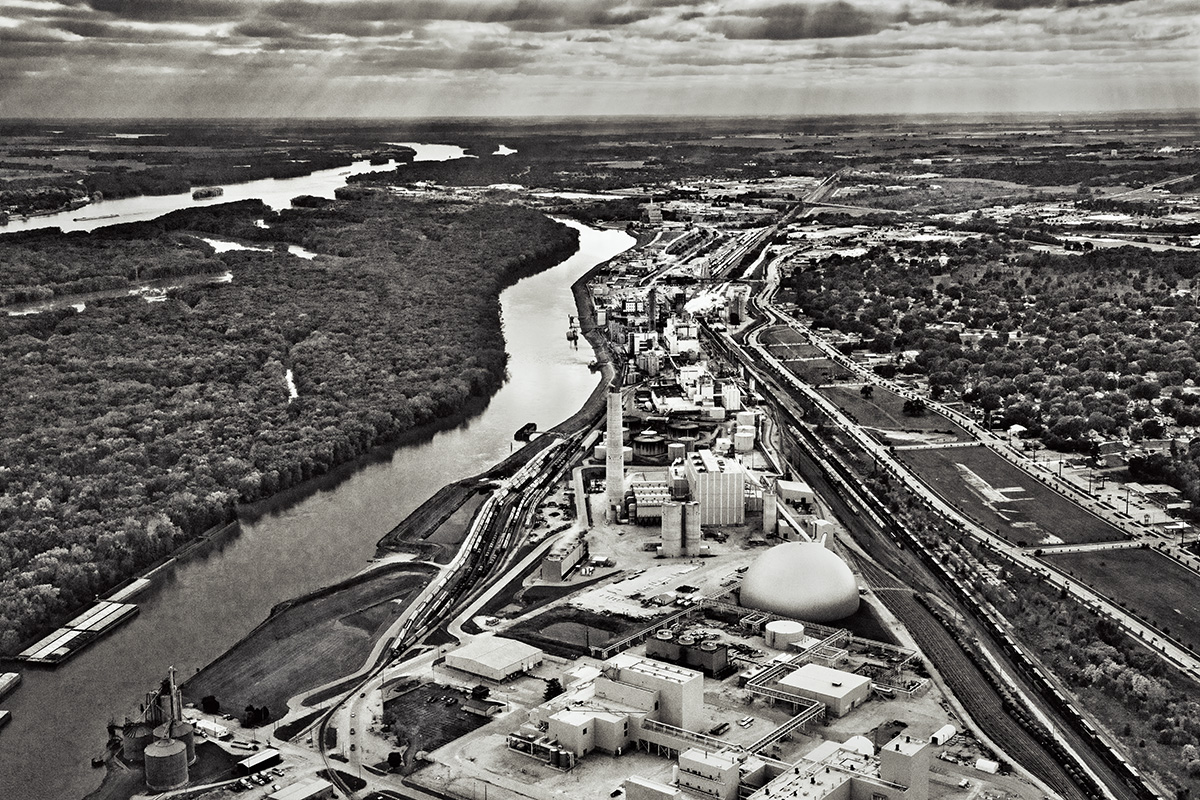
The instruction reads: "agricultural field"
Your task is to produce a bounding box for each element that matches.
[183,563,436,715]
[899,445,1126,545]
[820,385,970,443]
[1041,548,1200,649]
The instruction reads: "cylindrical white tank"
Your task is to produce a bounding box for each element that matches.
[668,443,686,463]
[593,445,607,460]
[734,428,755,452]
[764,619,806,649]
[144,737,189,791]
[737,411,757,428]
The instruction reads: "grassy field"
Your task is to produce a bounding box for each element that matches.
[820,385,970,442]
[899,445,1126,545]
[506,605,658,658]
[184,563,436,716]
[1042,548,1200,647]
[759,325,826,359]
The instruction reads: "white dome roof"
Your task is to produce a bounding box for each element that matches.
[739,542,859,622]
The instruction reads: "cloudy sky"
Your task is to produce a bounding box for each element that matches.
[0,0,1196,118]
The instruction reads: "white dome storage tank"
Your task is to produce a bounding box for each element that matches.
[739,542,859,622]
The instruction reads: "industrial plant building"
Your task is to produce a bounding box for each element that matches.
[446,636,544,682]
[777,663,871,717]
[683,449,746,525]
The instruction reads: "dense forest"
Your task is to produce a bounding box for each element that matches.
[788,239,1200,500]
[0,192,578,654]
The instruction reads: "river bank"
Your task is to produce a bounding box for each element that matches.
[0,210,633,800]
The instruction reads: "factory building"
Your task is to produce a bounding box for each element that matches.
[237,748,282,776]
[627,732,931,800]
[737,733,929,800]
[625,775,685,800]
[511,655,705,762]
[776,479,817,508]
[721,382,742,411]
[684,449,746,525]
[778,664,871,717]
[445,636,544,682]
[677,748,741,800]
[541,534,588,582]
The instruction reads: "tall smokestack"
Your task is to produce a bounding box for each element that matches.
[606,386,625,509]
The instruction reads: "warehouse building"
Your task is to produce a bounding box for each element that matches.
[268,777,335,800]
[778,664,871,717]
[445,636,544,682]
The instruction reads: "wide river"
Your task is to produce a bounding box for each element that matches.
[0,146,633,800]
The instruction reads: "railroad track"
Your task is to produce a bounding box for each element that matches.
[857,557,1137,800]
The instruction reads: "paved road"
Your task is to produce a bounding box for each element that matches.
[743,299,1200,686]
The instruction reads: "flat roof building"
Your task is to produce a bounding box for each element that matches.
[445,636,544,682]
[778,664,871,717]
[268,777,335,800]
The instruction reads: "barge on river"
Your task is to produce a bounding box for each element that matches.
[14,601,139,665]
[0,672,20,701]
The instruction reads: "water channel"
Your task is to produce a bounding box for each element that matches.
[0,147,633,800]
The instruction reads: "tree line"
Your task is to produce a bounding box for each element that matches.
[0,191,578,655]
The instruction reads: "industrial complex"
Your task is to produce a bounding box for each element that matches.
[46,152,1196,800]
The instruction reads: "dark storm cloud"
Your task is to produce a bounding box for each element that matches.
[262,0,656,31]
[85,0,249,21]
[942,0,1140,8]
[710,2,886,40]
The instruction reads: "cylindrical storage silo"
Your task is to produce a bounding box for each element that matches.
[154,719,196,765]
[122,723,154,763]
[670,421,700,441]
[683,502,702,554]
[668,443,686,463]
[764,619,806,649]
[622,445,633,463]
[737,411,757,428]
[633,433,667,458]
[593,444,607,461]
[144,737,189,791]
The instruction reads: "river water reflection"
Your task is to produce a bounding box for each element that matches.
[0,149,632,799]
